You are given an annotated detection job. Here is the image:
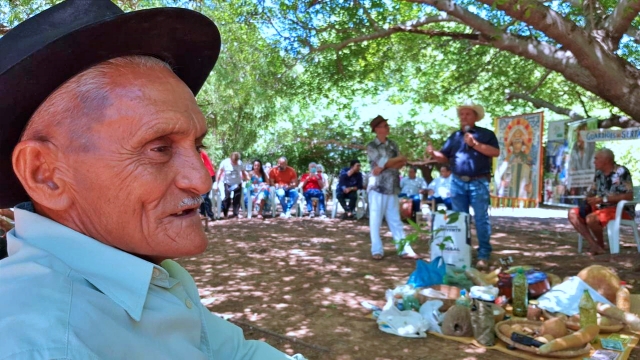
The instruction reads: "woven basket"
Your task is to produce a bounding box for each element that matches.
[543,310,625,333]
[494,319,591,358]
[416,285,461,311]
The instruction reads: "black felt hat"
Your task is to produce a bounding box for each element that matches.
[369,115,388,133]
[0,0,221,208]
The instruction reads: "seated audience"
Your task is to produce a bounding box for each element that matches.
[399,167,428,217]
[427,165,453,210]
[249,159,270,219]
[316,164,329,193]
[300,162,326,218]
[269,157,299,218]
[336,160,364,218]
[568,148,634,255]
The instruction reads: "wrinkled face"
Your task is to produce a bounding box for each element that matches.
[408,168,416,179]
[374,120,390,138]
[440,167,451,178]
[458,108,478,129]
[62,66,211,260]
[278,159,287,170]
[309,163,317,173]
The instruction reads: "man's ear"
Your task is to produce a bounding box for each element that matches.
[12,140,72,210]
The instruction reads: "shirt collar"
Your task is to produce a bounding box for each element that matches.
[11,203,176,321]
[374,137,387,145]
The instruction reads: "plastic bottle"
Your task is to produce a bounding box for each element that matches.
[616,281,631,313]
[455,289,471,307]
[512,268,528,317]
[579,290,597,328]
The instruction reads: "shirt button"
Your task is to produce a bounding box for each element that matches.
[152,268,161,278]
[185,299,193,309]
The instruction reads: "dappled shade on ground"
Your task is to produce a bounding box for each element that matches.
[180,211,640,360]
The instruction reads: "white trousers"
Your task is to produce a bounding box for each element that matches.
[368,191,416,256]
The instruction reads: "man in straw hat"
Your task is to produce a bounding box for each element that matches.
[426,102,499,269]
[0,1,304,358]
[366,115,419,260]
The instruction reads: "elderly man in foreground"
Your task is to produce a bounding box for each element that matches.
[0,1,303,359]
[568,148,634,255]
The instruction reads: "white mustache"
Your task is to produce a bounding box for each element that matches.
[179,196,203,208]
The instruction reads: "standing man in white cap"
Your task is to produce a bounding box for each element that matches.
[426,103,499,269]
[367,115,419,260]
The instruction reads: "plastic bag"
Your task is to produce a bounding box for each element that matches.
[419,300,444,334]
[377,288,429,338]
[470,299,495,346]
[407,257,446,288]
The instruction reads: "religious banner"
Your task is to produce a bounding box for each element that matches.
[543,119,570,205]
[565,119,599,194]
[491,112,544,208]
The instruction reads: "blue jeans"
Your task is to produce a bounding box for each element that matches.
[398,193,421,214]
[450,176,492,260]
[276,188,299,213]
[303,189,325,212]
[427,195,453,210]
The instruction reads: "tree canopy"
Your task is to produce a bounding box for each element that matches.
[259,0,640,128]
[3,0,640,175]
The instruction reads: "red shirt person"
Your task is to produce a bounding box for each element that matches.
[300,162,326,218]
[268,157,299,218]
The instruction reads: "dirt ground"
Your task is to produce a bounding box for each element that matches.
[181,207,640,360]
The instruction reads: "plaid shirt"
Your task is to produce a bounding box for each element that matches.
[366,138,401,195]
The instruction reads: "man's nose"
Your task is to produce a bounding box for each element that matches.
[176,150,212,195]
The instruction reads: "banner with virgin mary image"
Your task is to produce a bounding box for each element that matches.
[492,112,544,208]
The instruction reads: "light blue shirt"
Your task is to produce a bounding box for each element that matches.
[399,176,427,196]
[0,204,295,360]
[428,176,452,199]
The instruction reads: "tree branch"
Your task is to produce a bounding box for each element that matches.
[527,69,552,95]
[310,14,469,52]
[576,91,591,118]
[354,0,382,31]
[504,89,583,119]
[599,114,640,129]
[505,90,640,129]
[476,0,628,97]
[404,0,595,89]
[605,0,640,44]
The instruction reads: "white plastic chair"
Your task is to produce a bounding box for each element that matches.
[355,189,368,219]
[578,186,640,254]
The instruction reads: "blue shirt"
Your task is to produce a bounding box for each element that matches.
[441,126,499,177]
[0,204,299,360]
[337,167,364,192]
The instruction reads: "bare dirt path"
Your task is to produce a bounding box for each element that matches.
[181,210,640,360]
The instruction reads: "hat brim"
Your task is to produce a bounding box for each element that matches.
[456,105,485,121]
[0,8,221,208]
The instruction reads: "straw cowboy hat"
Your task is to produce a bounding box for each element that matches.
[456,102,485,121]
[0,0,221,207]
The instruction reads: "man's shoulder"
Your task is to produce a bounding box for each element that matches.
[0,255,85,359]
[475,126,497,137]
[616,164,632,176]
